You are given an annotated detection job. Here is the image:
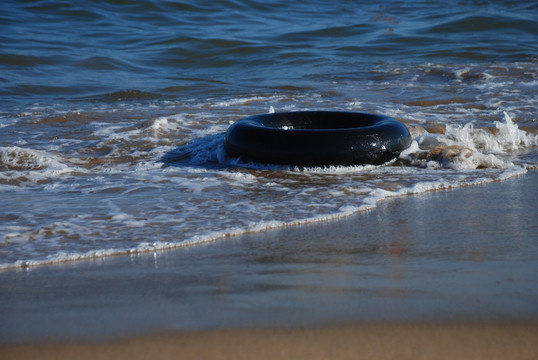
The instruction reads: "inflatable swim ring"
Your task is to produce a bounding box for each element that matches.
[225,111,412,166]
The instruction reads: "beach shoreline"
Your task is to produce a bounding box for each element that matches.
[1,171,537,358]
[2,322,537,360]
[2,1,537,358]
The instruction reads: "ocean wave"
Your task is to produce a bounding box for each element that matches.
[400,112,536,170]
[0,146,76,172]
[3,0,536,102]
[82,90,165,102]
[1,0,537,270]
[0,146,88,187]
[160,111,535,172]
[1,164,527,271]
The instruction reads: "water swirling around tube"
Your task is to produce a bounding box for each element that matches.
[0,0,537,269]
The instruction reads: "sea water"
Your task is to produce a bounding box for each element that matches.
[1,0,537,270]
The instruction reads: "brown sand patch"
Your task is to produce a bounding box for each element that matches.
[1,323,536,360]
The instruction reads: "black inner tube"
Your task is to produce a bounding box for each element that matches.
[224,111,412,166]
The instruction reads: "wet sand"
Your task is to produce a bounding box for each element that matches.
[1,171,537,358]
[2,323,537,360]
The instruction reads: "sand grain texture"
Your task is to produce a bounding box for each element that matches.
[2,323,537,360]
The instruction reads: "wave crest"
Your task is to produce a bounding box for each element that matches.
[400,112,536,170]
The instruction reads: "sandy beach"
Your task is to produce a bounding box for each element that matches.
[2,1,537,358]
[1,170,537,358]
[2,323,537,360]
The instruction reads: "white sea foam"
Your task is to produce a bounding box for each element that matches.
[1,162,528,271]
[7,177,530,271]
[0,146,86,187]
[443,112,535,154]
[398,112,535,170]
[213,95,284,108]
[497,112,537,151]
[148,117,179,137]
[0,146,70,171]
[1,81,536,270]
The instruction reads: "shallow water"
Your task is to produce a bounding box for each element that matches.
[1,0,537,269]
[1,173,536,342]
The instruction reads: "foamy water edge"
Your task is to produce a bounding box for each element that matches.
[0,111,535,271]
[1,164,528,271]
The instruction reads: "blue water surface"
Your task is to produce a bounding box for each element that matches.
[2,0,537,105]
[0,0,537,269]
